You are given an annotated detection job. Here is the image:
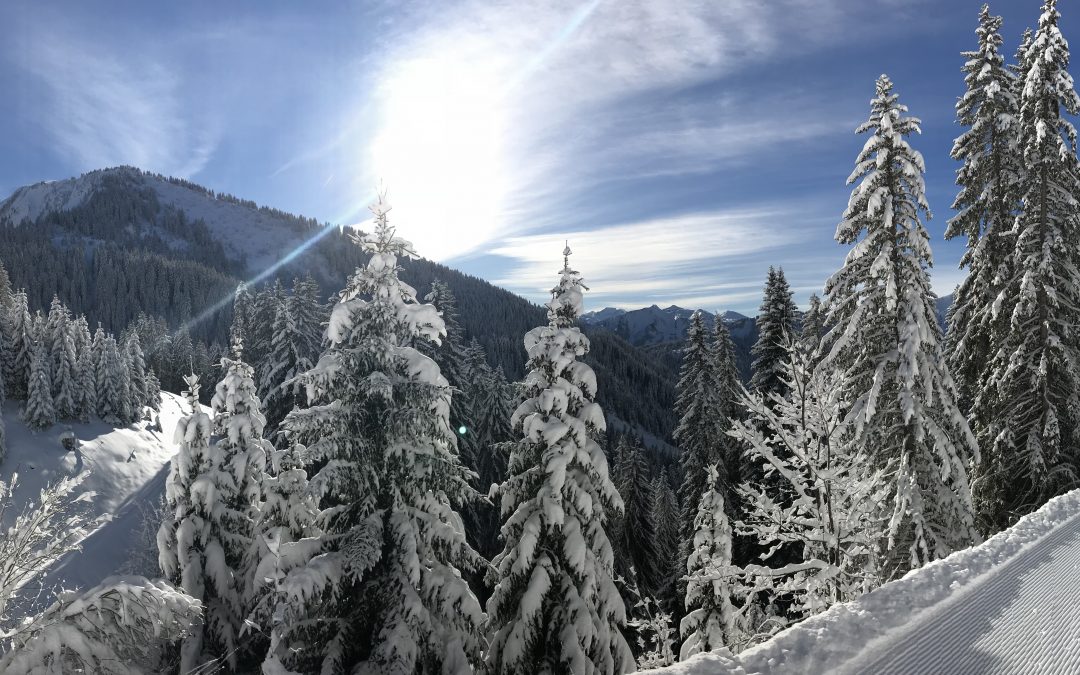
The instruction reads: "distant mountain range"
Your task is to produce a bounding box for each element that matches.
[581,304,759,381]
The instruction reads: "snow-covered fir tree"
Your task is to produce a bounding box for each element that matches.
[46,297,78,419]
[799,294,825,355]
[821,74,979,572]
[260,278,323,435]
[729,339,890,626]
[145,368,162,412]
[92,325,108,416]
[486,244,634,675]
[650,467,681,609]
[945,5,1021,416]
[231,282,255,354]
[278,197,484,673]
[209,353,272,667]
[125,332,149,415]
[750,267,797,399]
[157,373,245,672]
[680,464,739,660]
[675,312,740,612]
[98,335,130,424]
[613,437,661,597]
[24,339,56,430]
[970,0,1080,532]
[247,442,321,674]
[5,291,33,400]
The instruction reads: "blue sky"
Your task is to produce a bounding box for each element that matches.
[0,1,1072,314]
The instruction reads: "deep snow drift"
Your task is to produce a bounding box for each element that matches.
[647,488,1080,674]
[1,393,197,597]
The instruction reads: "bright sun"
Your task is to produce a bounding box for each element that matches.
[369,56,508,261]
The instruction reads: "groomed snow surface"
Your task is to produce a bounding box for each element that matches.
[649,489,1080,674]
[1,393,199,597]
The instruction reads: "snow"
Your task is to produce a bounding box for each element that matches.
[1,392,202,596]
[647,487,1080,674]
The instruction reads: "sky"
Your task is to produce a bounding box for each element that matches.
[0,0,1074,314]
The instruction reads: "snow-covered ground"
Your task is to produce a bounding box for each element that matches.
[1,393,196,596]
[650,488,1080,674]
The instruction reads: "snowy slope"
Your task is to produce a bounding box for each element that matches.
[0,166,321,273]
[649,488,1080,674]
[1,393,197,596]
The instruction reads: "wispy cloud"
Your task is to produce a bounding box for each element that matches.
[12,27,217,178]
[490,205,835,311]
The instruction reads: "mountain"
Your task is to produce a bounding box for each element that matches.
[581,303,760,382]
[0,166,677,447]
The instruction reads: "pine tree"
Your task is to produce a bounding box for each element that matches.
[230,282,255,355]
[5,291,33,399]
[613,437,661,597]
[424,279,480,470]
[125,332,149,418]
[145,368,162,411]
[972,0,1080,531]
[158,373,243,672]
[675,312,740,613]
[486,244,634,675]
[750,267,797,399]
[650,467,680,610]
[23,339,56,430]
[249,280,285,389]
[800,294,825,355]
[248,443,321,673]
[821,74,979,572]
[945,5,1021,417]
[99,335,130,424]
[92,325,108,416]
[679,464,738,660]
[278,198,484,673]
[209,354,272,667]
[46,299,79,420]
[261,283,316,435]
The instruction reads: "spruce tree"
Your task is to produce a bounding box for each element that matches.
[945,5,1021,416]
[650,467,680,609]
[279,198,484,673]
[209,354,272,667]
[486,245,634,675]
[424,279,480,470]
[750,267,797,398]
[821,75,978,572]
[157,374,241,672]
[675,312,739,613]
[230,282,255,354]
[5,291,33,400]
[972,0,1080,531]
[99,335,129,424]
[680,464,738,660]
[91,325,108,416]
[47,299,78,420]
[23,340,56,430]
[261,279,322,435]
[613,437,661,598]
[800,294,825,356]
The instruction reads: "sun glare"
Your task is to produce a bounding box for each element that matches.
[370,56,508,261]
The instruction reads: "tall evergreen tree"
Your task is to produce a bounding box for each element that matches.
[945,5,1021,416]
[972,0,1080,531]
[674,312,739,613]
[157,373,241,672]
[680,464,738,660]
[821,74,979,572]
[650,467,680,609]
[613,437,661,598]
[5,291,33,400]
[230,282,254,356]
[209,354,272,667]
[750,267,797,398]
[278,199,484,673]
[487,245,634,675]
[47,299,78,420]
[99,335,130,424]
[260,278,324,435]
[125,332,149,416]
[800,294,825,356]
[23,339,55,430]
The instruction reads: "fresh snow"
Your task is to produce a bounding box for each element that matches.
[1,392,201,595]
[644,487,1080,674]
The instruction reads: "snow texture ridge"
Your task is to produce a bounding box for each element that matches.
[645,488,1080,674]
